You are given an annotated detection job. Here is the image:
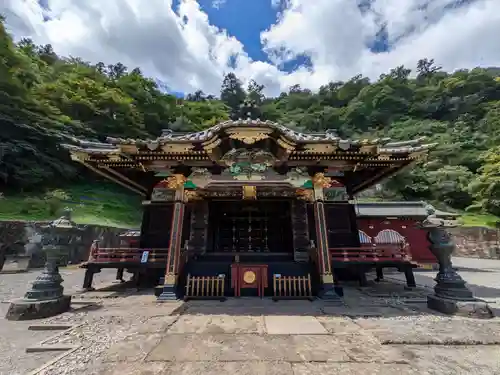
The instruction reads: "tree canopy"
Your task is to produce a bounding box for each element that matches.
[0,19,499,220]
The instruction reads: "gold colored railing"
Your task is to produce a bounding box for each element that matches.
[184,274,226,301]
[272,274,313,300]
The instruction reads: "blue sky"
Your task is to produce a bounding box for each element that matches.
[6,0,499,96]
[175,0,385,71]
[173,0,313,72]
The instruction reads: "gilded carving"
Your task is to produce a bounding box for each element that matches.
[296,188,314,202]
[119,144,138,154]
[184,190,202,201]
[161,143,194,153]
[166,174,187,189]
[202,138,221,151]
[221,148,276,181]
[226,127,272,145]
[277,137,296,152]
[303,143,337,153]
[312,173,331,188]
[361,146,378,153]
[243,271,256,284]
[242,185,257,200]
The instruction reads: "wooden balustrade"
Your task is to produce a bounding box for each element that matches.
[272,274,313,300]
[330,244,412,264]
[184,274,226,301]
[90,248,170,263]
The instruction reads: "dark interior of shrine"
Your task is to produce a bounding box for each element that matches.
[206,200,294,256]
[139,198,362,296]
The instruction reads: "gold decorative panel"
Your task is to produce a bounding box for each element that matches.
[243,271,256,284]
[242,185,257,200]
[226,127,272,145]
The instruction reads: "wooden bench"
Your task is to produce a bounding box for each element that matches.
[330,244,416,288]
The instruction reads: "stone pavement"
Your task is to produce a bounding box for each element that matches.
[0,268,118,375]
[387,256,500,315]
[1,280,498,375]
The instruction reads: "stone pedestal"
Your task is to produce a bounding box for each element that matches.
[4,210,81,320]
[318,273,343,302]
[427,295,493,318]
[6,295,71,321]
[157,275,178,301]
[318,283,343,301]
[157,284,177,301]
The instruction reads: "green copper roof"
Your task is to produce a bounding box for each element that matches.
[301,180,313,188]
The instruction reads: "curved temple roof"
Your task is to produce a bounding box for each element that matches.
[62,118,437,156]
[60,119,438,196]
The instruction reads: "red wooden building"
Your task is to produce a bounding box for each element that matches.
[354,201,458,267]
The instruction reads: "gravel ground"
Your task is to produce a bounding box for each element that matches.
[2,265,500,375]
[0,268,118,375]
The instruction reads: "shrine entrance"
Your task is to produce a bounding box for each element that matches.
[207,199,294,256]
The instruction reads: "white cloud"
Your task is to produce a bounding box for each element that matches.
[1,0,500,97]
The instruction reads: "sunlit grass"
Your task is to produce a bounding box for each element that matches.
[458,213,500,228]
[0,183,142,228]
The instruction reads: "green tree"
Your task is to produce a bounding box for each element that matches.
[469,147,500,215]
[220,73,246,119]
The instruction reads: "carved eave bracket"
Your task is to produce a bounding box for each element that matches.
[202,137,222,161]
[276,136,296,160]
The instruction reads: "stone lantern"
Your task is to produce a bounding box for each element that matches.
[6,209,83,320]
[419,205,493,318]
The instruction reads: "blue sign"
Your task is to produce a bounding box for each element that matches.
[141,251,150,263]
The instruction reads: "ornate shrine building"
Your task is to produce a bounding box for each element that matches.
[63,119,436,300]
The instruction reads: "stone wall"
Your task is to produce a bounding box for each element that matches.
[450,226,500,259]
[0,220,127,268]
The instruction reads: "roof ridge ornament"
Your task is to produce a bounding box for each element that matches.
[238,99,260,120]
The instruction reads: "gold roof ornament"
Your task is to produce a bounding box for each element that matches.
[167,174,187,190]
[226,127,272,145]
[312,173,332,188]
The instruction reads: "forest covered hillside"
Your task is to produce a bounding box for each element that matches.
[0,18,499,227]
